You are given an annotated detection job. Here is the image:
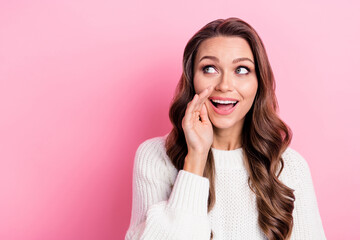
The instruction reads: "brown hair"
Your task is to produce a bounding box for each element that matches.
[165,17,295,240]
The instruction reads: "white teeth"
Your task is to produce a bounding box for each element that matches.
[211,99,238,104]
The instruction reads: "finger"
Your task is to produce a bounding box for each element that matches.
[192,89,209,123]
[193,88,209,112]
[194,86,214,112]
[183,94,199,125]
[199,103,210,123]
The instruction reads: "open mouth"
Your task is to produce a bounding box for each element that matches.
[210,99,239,108]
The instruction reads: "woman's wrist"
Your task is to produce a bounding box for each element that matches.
[183,153,208,176]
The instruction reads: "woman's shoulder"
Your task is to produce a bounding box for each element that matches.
[135,133,171,164]
[136,134,167,155]
[133,133,178,183]
[281,147,310,170]
[279,146,313,186]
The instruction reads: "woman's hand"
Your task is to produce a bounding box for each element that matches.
[182,86,214,176]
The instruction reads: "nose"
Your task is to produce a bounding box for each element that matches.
[214,70,234,92]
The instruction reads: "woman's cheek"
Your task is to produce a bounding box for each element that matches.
[193,74,209,93]
[241,79,258,97]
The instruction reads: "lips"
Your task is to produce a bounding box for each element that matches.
[209,100,238,108]
[208,98,239,115]
[208,96,239,108]
[208,96,239,101]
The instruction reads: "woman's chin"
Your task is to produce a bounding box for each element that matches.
[210,119,235,130]
[209,117,245,131]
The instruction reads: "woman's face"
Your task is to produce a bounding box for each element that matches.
[193,36,258,131]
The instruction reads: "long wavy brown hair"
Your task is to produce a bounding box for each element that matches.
[165,17,295,240]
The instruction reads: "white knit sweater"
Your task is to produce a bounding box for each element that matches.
[125,134,326,240]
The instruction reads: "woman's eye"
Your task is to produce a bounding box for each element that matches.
[236,67,249,75]
[203,65,217,74]
[202,65,249,75]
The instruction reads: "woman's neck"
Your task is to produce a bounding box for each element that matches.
[212,126,242,150]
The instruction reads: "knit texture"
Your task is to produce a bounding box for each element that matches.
[125,134,326,240]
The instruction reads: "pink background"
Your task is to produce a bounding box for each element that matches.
[1,0,359,239]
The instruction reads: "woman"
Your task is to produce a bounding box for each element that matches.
[125,17,326,240]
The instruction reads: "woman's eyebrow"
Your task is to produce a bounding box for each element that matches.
[199,55,254,64]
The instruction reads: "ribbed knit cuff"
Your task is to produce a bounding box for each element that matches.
[167,170,210,216]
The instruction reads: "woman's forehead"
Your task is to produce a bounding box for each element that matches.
[196,36,254,63]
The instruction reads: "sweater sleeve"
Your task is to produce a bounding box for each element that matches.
[287,149,327,240]
[125,137,211,240]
